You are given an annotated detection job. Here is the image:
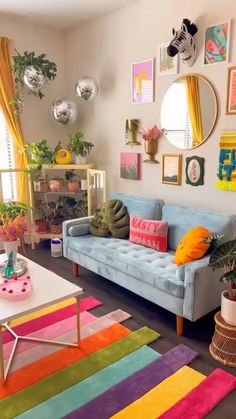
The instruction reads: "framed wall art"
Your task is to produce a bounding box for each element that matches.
[226,66,236,114]
[203,21,231,65]
[159,43,178,76]
[162,154,182,185]
[120,152,141,180]
[186,156,205,186]
[131,58,154,104]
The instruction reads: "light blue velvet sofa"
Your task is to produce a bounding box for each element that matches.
[63,193,236,335]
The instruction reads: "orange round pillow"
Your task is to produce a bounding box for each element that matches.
[174,226,211,266]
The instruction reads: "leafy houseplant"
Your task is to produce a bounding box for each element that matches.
[12,50,57,101]
[68,132,94,164]
[25,140,61,170]
[209,239,236,325]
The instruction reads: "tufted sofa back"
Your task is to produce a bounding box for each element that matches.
[109,193,164,220]
[162,203,236,250]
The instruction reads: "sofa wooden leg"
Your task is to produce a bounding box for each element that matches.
[72,262,78,278]
[176,315,184,336]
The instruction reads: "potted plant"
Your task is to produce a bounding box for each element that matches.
[35,202,50,233]
[68,132,94,164]
[25,140,61,170]
[141,124,161,164]
[12,50,57,107]
[65,170,80,193]
[209,239,236,325]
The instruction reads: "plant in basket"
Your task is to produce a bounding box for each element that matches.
[208,238,236,326]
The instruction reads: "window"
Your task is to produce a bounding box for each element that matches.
[0,108,17,201]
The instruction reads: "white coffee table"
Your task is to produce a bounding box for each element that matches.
[0,254,83,385]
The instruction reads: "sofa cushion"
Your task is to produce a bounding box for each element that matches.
[129,215,168,252]
[162,203,236,251]
[109,193,164,220]
[174,226,211,266]
[67,235,184,298]
[68,223,90,237]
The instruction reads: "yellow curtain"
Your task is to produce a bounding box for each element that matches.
[0,36,28,202]
[186,75,203,146]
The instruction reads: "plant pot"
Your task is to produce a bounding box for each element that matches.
[3,241,19,266]
[50,223,62,235]
[221,290,236,326]
[68,180,80,193]
[143,140,158,164]
[75,155,87,165]
[35,220,49,233]
[49,179,61,192]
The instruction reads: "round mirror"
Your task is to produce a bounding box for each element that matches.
[161,74,217,149]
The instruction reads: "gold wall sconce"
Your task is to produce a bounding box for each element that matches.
[125,119,141,145]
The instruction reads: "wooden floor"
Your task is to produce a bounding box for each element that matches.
[22,244,236,418]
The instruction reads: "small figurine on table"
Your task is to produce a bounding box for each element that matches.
[4,251,15,280]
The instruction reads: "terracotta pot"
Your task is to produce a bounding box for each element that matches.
[35,220,49,233]
[143,140,158,164]
[221,290,236,326]
[50,223,62,235]
[68,180,80,192]
[49,179,61,192]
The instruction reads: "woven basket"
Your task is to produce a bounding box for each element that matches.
[209,311,236,367]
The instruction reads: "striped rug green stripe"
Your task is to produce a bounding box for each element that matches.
[1,327,159,419]
[17,346,161,419]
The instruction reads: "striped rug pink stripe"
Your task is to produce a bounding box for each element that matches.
[4,310,131,373]
[160,368,236,419]
[3,296,102,344]
[3,311,96,359]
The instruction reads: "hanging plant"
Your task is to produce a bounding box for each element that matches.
[11,50,57,106]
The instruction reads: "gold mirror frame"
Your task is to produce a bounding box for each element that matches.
[161,73,218,150]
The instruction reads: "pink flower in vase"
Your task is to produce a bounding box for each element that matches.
[141,124,161,141]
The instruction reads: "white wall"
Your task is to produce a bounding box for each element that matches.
[0,13,67,146]
[65,0,236,213]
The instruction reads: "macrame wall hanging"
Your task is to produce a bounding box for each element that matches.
[216,132,236,191]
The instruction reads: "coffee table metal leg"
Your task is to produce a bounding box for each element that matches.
[0,325,5,385]
[76,296,80,346]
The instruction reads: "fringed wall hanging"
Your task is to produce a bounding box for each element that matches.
[216,132,236,191]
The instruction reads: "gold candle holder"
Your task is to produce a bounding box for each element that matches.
[143,140,158,163]
[125,119,141,145]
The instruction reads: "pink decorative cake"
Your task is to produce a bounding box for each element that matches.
[0,275,32,301]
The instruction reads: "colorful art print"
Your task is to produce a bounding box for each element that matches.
[185,156,204,186]
[216,133,236,191]
[131,59,154,104]
[159,43,178,76]
[226,67,236,114]
[204,22,230,65]
[162,154,182,185]
[120,152,141,180]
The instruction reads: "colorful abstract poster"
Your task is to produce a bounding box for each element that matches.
[204,22,230,65]
[131,59,154,103]
[226,67,236,114]
[159,43,178,76]
[120,152,141,180]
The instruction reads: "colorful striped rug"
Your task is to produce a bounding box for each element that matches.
[1,296,235,419]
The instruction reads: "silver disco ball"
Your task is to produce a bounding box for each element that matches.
[23,66,45,92]
[75,77,98,102]
[52,97,78,126]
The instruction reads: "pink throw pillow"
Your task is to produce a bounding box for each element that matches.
[129,215,168,252]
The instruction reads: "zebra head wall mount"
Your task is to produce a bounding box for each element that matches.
[167,19,198,67]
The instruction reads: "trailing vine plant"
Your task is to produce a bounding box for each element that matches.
[10,50,57,110]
